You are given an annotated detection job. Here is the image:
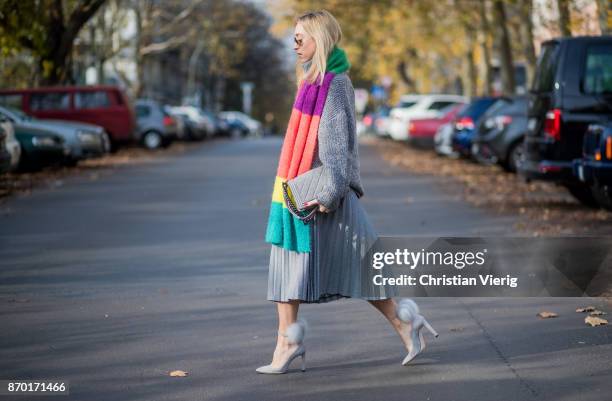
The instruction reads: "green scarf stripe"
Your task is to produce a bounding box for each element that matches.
[326,45,350,74]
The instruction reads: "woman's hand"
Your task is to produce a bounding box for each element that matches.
[303,199,330,213]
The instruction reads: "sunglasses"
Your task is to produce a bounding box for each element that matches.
[294,35,309,48]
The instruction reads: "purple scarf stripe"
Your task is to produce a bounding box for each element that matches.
[293,72,336,116]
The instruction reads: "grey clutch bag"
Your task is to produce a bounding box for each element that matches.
[282,165,326,223]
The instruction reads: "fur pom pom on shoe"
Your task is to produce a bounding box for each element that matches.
[396,298,420,323]
[285,318,308,344]
[257,319,308,374]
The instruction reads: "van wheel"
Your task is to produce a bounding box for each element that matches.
[564,183,599,208]
[142,131,163,149]
[502,141,524,173]
[591,183,612,211]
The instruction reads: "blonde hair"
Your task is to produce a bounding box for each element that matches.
[294,10,342,87]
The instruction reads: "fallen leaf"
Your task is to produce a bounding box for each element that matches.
[576,306,596,313]
[585,316,608,327]
[537,311,558,319]
[169,370,188,377]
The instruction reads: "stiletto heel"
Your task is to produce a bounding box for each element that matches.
[256,319,308,374]
[395,298,438,366]
[423,317,439,337]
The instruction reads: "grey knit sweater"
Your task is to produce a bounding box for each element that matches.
[302,59,364,212]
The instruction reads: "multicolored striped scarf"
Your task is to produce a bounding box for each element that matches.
[264,46,351,253]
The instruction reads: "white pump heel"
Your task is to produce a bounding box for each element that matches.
[396,298,438,365]
[256,319,308,374]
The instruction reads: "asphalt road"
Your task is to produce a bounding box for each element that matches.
[1,136,610,401]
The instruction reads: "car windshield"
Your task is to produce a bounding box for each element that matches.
[531,42,559,92]
[398,100,417,108]
[482,98,512,117]
[440,103,464,116]
[458,98,497,119]
[200,110,215,119]
[3,106,33,121]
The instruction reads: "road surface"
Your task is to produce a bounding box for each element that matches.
[1,136,610,401]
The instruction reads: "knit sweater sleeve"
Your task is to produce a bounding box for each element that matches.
[315,76,352,211]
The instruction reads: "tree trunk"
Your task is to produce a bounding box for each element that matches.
[464,27,478,97]
[397,58,417,93]
[518,0,537,87]
[492,0,515,95]
[556,0,572,36]
[596,0,610,35]
[38,0,107,85]
[478,0,493,96]
[133,0,153,97]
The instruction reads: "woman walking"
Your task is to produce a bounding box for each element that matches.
[259,9,438,374]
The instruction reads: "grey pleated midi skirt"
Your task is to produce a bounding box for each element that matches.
[267,189,397,303]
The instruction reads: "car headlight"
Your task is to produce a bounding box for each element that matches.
[77,130,99,144]
[32,136,58,147]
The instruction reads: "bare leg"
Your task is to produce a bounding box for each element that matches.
[368,298,423,352]
[270,300,300,367]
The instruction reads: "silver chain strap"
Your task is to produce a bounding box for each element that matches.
[282,181,317,223]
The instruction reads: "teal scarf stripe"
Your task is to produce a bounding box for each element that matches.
[265,202,311,253]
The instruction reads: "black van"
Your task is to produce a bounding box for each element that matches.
[520,36,612,206]
[573,123,612,210]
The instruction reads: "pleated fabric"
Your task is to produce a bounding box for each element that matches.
[267,188,396,303]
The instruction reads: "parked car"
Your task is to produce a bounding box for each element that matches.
[0,85,135,151]
[165,108,201,141]
[217,115,249,138]
[471,96,529,172]
[198,109,235,137]
[0,116,21,172]
[134,99,177,149]
[520,36,612,207]
[0,125,11,174]
[451,96,499,158]
[163,105,188,140]
[408,103,465,148]
[168,106,215,139]
[14,126,69,172]
[363,105,392,137]
[573,123,612,210]
[0,105,108,166]
[387,94,467,141]
[219,111,263,137]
